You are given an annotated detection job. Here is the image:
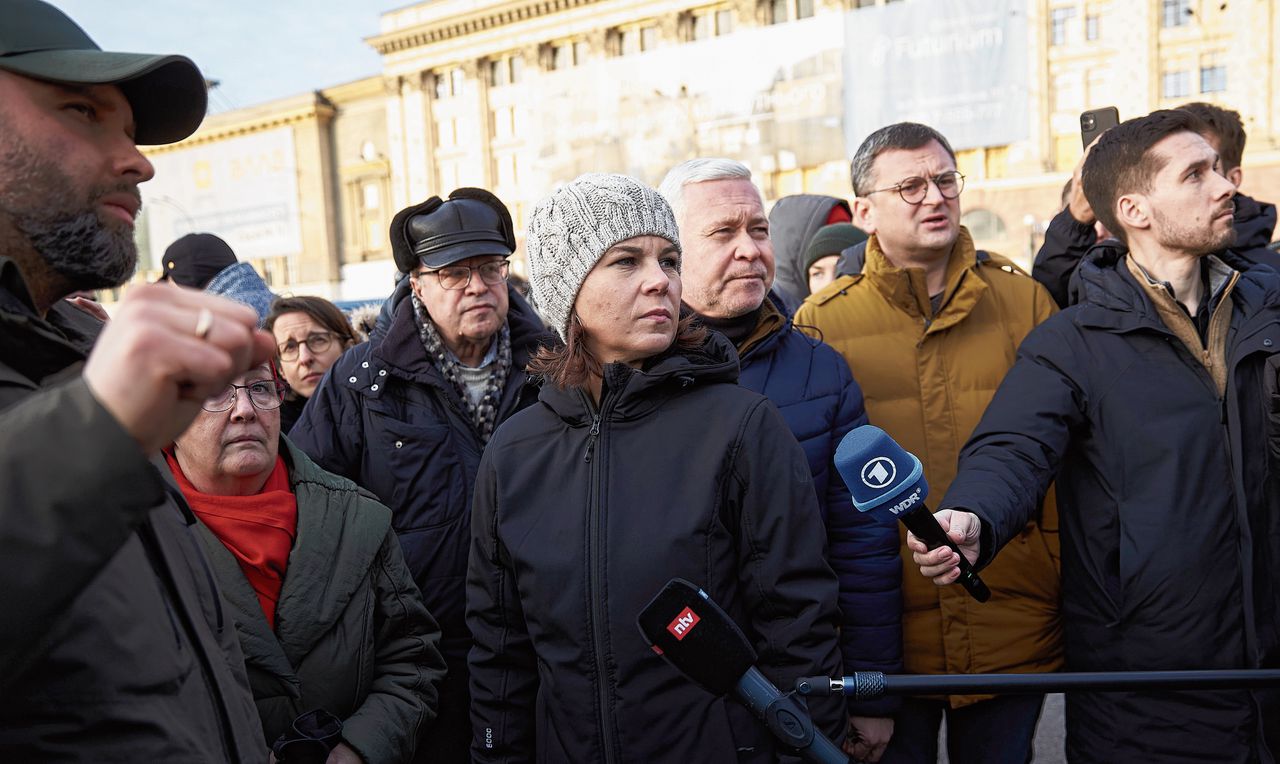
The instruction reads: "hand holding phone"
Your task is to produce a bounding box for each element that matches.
[1080,107,1120,149]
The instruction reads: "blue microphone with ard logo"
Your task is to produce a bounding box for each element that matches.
[835,425,990,603]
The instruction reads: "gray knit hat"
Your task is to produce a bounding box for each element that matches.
[526,173,681,341]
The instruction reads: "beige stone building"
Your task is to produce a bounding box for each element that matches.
[125,76,393,304]
[114,0,1279,304]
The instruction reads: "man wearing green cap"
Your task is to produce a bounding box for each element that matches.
[0,1,274,759]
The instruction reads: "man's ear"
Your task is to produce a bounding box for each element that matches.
[1227,166,1243,189]
[1116,193,1150,233]
[852,197,876,235]
[407,270,428,306]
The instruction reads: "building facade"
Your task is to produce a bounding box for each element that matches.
[115,0,1279,304]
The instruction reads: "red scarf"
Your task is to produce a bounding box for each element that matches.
[165,452,298,630]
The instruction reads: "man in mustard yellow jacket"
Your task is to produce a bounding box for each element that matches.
[795,122,1061,764]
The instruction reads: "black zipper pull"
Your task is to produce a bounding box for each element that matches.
[585,415,601,462]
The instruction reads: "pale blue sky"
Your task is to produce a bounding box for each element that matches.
[51,1,387,112]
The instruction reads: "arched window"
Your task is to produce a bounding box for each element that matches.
[961,209,1007,241]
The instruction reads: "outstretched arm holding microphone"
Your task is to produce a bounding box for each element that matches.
[906,510,984,588]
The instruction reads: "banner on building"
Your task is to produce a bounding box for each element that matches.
[843,0,1029,152]
[518,15,846,193]
[141,127,303,268]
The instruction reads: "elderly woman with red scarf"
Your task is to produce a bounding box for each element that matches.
[165,362,445,763]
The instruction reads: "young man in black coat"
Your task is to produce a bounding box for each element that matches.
[0,1,275,759]
[1034,101,1279,308]
[912,109,1280,763]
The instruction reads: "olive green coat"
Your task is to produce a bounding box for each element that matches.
[193,437,446,763]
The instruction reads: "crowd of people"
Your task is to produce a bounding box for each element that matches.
[1,1,1278,762]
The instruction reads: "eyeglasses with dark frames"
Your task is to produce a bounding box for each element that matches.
[203,379,285,413]
[864,171,965,205]
[422,260,510,291]
[277,331,337,362]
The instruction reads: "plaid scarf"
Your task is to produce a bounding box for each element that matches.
[411,295,512,443]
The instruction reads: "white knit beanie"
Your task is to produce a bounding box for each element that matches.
[525,173,681,341]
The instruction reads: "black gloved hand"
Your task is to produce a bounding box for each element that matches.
[271,708,344,764]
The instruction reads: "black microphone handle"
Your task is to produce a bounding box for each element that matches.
[795,669,1280,699]
[735,667,847,764]
[897,503,991,603]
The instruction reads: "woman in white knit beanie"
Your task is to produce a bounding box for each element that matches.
[466,173,845,761]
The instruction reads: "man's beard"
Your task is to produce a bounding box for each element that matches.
[0,132,140,291]
[1152,204,1238,257]
[14,204,139,290]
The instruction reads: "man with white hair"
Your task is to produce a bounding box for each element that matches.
[660,158,901,762]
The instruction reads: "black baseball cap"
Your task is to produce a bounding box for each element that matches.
[0,0,208,145]
[158,233,238,289]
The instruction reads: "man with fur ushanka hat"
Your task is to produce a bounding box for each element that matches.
[290,187,553,763]
[467,172,846,762]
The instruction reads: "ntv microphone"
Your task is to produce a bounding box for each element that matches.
[835,425,990,603]
[636,579,846,764]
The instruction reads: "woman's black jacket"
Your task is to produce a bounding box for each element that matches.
[466,332,845,762]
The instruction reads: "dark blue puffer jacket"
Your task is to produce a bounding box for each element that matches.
[288,287,552,667]
[738,294,902,716]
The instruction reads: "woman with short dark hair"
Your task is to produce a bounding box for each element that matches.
[265,295,358,431]
[466,173,845,762]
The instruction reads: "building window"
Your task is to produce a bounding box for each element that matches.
[494,154,518,188]
[615,24,658,56]
[492,107,514,141]
[770,0,787,24]
[362,182,380,212]
[767,0,812,24]
[436,118,457,148]
[717,9,735,33]
[954,148,982,179]
[1050,7,1076,46]
[547,41,588,70]
[1200,65,1227,93]
[553,43,572,69]
[350,178,388,255]
[1161,70,1191,99]
[1085,14,1099,40]
[435,67,465,99]
[984,145,1010,180]
[1162,0,1191,28]
[488,54,523,87]
[641,26,658,51]
[961,209,1007,241]
[691,7,735,40]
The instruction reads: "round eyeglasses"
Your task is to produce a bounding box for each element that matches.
[278,331,336,362]
[864,171,965,205]
[423,260,510,291]
[203,380,285,413]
